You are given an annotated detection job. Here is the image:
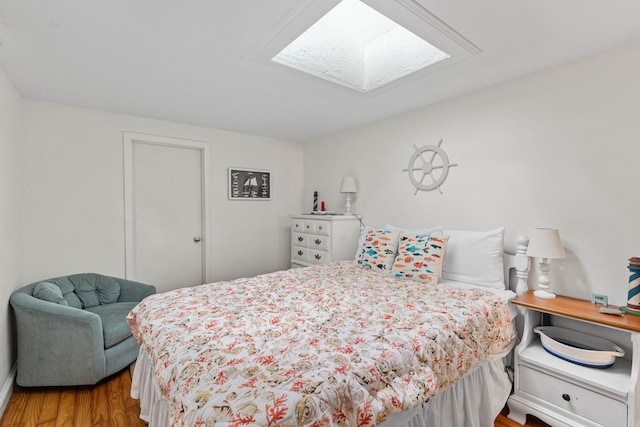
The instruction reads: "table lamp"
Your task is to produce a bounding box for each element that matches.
[526,228,566,299]
[339,176,357,214]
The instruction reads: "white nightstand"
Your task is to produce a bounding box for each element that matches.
[508,291,640,427]
[290,214,360,268]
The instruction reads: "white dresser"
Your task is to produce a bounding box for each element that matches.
[290,214,360,268]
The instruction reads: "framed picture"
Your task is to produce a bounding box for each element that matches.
[228,168,271,200]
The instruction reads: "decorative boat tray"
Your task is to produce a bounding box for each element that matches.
[534,326,625,369]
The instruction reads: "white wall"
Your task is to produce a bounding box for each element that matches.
[0,83,302,414]
[304,40,640,306]
[21,101,303,284]
[0,66,23,413]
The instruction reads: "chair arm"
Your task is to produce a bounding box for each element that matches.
[114,278,156,302]
[10,293,107,386]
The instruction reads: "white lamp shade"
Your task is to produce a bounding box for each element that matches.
[339,176,357,193]
[527,228,566,259]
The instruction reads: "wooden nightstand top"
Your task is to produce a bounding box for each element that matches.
[512,290,640,334]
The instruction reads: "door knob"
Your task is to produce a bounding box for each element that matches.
[193,236,201,242]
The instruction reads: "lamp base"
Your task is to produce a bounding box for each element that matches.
[344,193,352,215]
[534,258,556,299]
[534,289,557,299]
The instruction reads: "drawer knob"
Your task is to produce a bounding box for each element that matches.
[297,250,304,256]
[306,225,311,229]
[562,394,570,402]
[298,236,304,242]
[315,254,322,260]
[315,239,321,245]
[318,226,323,230]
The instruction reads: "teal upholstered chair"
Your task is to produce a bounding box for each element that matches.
[10,273,156,387]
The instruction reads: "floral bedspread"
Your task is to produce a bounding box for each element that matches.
[127,261,514,427]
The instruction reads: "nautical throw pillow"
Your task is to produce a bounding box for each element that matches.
[356,229,400,273]
[391,232,449,283]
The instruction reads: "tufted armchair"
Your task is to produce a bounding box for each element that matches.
[10,273,156,387]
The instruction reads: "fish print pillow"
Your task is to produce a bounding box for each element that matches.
[392,232,450,283]
[356,229,400,272]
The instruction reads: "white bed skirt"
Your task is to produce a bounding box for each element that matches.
[131,347,511,427]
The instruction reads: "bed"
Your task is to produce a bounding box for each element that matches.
[128,226,530,427]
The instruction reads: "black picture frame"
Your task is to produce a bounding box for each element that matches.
[228,168,271,200]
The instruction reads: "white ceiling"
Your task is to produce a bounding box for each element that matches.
[1,0,640,142]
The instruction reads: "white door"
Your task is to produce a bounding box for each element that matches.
[123,133,212,293]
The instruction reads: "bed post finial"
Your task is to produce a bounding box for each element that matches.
[515,236,530,296]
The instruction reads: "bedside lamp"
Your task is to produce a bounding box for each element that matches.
[527,228,566,299]
[339,176,357,214]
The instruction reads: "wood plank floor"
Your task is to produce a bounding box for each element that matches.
[0,366,548,426]
[0,367,145,427]
[496,408,550,427]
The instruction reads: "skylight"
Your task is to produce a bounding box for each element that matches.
[272,0,450,93]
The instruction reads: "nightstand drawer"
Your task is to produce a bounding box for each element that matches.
[292,246,309,263]
[520,365,627,426]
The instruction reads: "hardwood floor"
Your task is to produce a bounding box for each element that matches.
[0,366,548,426]
[0,367,145,427]
[496,408,550,427]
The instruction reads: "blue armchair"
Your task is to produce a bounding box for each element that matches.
[10,273,156,387]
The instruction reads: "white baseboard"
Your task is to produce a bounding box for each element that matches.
[0,363,16,419]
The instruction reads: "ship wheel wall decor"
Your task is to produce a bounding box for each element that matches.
[403,139,457,195]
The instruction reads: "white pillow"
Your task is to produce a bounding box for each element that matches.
[441,227,505,289]
[384,224,442,235]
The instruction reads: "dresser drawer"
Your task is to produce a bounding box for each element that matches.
[302,220,315,234]
[313,220,330,236]
[292,232,308,247]
[308,235,330,251]
[302,220,330,236]
[520,365,627,426]
[308,249,330,264]
[293,232,330,250]
[292,219,304,233]
[292,246,309,263]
